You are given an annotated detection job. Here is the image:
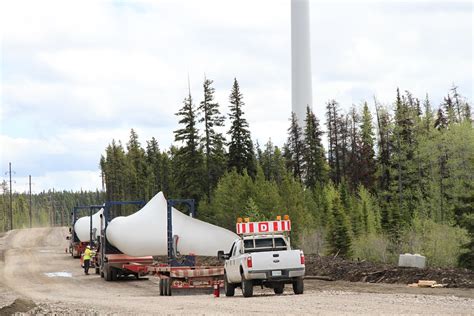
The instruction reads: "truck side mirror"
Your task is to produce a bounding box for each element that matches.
[218,250,229,261]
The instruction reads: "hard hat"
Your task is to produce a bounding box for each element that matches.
[86,245,91,249]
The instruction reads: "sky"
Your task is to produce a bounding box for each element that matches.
[0,0,472,193]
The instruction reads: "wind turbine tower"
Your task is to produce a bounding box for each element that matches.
[291,0,313,127]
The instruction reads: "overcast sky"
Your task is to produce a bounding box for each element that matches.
[0,0,472,193]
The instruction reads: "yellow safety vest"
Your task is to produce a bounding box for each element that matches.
[83,248,92,260]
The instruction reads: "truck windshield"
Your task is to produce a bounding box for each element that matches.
[243,237,288,253]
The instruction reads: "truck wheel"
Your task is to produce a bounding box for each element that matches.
[274,283,284,295]
[292,277,304,295]
[224,272,235,297]
[241,278,253,298]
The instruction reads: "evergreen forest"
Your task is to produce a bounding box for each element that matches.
[2,78,473,269]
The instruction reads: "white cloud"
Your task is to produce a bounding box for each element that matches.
[0,0,471,191]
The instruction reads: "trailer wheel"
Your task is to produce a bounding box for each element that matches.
[162,278,172,296]
[111,268,118,281]
[274,283,284,295]
[166,278,172,296]
[159,278,164,296]
[224,272,235,297]
[104,265,112,281]
[292,277,304,295]
[241,276,253,298]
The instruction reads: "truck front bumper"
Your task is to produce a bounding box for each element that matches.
[245,267,305,280]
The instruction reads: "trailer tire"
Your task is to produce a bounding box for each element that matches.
[274,283,284,295]
[241,276,253,298]
[104,265,112,281]
[224,272,235,297]
[292,277,304,295]
[162,278,172,296]
[159,278,164,296]
[111,268,118,281]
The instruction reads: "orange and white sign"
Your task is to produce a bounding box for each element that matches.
[236,220,291,234]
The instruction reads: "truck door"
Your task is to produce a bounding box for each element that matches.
[227,240,242,283]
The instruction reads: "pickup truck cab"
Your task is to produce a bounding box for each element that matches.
[219,219,305,297]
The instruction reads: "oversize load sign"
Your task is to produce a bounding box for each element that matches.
[236,220,291,234]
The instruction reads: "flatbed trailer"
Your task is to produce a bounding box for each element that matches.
[102,254,154,281]
[100,198,225,296]
[122,263,224,296]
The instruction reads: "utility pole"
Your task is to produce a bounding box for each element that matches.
[9,162,13,231]
[29,175,32,228]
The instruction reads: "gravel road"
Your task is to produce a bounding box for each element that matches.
[0,227,473,315]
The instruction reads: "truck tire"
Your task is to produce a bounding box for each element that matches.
[224,272,235,297]
[274,283,284,295]
[241,278,253,298]
[292,277,304,295]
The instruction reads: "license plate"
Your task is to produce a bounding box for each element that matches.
[272,270,282,276]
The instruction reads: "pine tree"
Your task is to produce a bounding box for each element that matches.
[359,102,376,190]
[443,94,457,125]
[286,112,305,182]
[434,107,448,130]
[145,137,162,196]
[422,94,434,132]
[126,129,148,201]
[347,106,360,189]
[227,78,256,177]
[198,78,226,201]
[303,106,327,188]
[174,92,205,201]
[326,193,353,259]
[326,100,342,184]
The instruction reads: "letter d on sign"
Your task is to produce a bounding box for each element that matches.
[258,222,269,232]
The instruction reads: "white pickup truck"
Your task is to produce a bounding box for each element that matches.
[218,219,305,297]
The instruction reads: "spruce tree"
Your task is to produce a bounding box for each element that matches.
[326,100,342,184]
[126,129,148,202]
[303,106,327,188]
[198,78,226,201]
[174,92,205,201]
[422,94,434,132]
[287,112,305,182]
[145,137,162,196]
[359,102,376,190]
[227,78,256,177]
[434,107,448,130]
[326,193,353,259]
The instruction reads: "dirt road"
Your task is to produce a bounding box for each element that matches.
[0,228,473,315]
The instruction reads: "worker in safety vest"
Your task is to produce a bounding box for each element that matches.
[83,245,92,275]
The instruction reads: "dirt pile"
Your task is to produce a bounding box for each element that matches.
[0,298,36,315]
[304,255,474,288]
